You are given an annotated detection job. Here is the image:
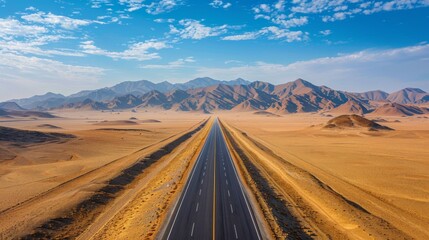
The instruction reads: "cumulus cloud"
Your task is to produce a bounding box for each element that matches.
[252,0,310,31]
[290,0,429,22]
[141,56,195,69]
[0,18,84,57]
[80,40,169,61]
[146,0,179,14]
[154,18,175,23]
[194,44,429,92]
[209,0,232,9]
[170,19,234,40]
[223,26,308,42]
[0,18,47,39]
[0,52,105,101]
[118,0,180,13]
[21,11,96,29]
[320,29,332,36]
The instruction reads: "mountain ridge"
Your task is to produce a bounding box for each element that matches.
[3,78,428,115]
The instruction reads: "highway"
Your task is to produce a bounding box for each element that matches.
[162,118,262,240]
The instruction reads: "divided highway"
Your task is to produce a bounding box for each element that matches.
[162,118,262,240]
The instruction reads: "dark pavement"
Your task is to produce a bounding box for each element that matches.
[162,118,261,240]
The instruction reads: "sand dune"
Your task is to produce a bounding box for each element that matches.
[253,110,280,117]
[94,120,139,125]
[324,114,393,131]
[0,126,75,145]
[140,119,161,123]
[36,124,62,129]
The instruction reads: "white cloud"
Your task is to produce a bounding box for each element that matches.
[0,18,47,39]
[252,2,310,29]
[320,29,332,36]
[0,53,105,101]
[273,16,308,28]
[0,18,82,57]
[80,40,169,61]
[222,32,260,41]
[90,0,112,8]
[1,38,83,57]
[170,19,233,40]
[119,0,144,12]
[194,44,429,92]
[21,12,95,30]
[209,0,232,9]
[291,0,429,22]
[154,18,175,23]
[141,56,195,69]
[223,26,308,42]
[274,0,286,11]
[146,0,180,14]
[118,0,180,13]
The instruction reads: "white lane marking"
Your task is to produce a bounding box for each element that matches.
[191,222,195,237]
[228,190,230,197]
[234,224,238,239]
[201,179,204,184]
[166,126,213,240]
[224,167,226,171]
[230,203,234,213]
[203,171,205,176]
[224,173,227,177]
[204,166,206,170]
[199,189,202,196]
[195,202,199,212]
[219,121,262,240]
[226,180,228,185]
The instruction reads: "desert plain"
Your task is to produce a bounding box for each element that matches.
[0,109,428,239]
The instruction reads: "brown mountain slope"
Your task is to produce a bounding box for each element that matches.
[328,99,372,115]
[354,90,389,101]
[370,103,429,116]
[268,79,357,113]
[387,88,428,104]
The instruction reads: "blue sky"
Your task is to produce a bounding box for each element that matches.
[0,0,428,100]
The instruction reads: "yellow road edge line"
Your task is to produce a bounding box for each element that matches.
[213,120,216,240]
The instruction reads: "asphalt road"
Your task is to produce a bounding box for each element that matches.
[162,118,262,240]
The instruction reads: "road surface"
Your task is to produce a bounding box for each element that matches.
[162,118,262,240]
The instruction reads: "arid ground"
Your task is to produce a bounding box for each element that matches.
[220,112,429,239]
[0,110,208,239]
[0,110,428,239]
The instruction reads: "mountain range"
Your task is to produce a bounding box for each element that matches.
[2,77,429,116]
[8,77,250,110]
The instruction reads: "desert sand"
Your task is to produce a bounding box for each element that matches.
[1,108,428,239]
[220,111,429,239]
[0,109,207,238]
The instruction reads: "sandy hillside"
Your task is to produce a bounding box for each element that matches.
[219,111,429,239]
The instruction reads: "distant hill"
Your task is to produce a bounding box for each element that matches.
[6,78,429,115]
[0,102,25,111]
[353,90,389,101]
[6,77,251,110]
[386,88,429,104]
[0,109,57,118]
[9,92,65,109]
[55,78,364,113]
[268,79,354,113]
[370,102,429,116]
[328,99,372,115]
